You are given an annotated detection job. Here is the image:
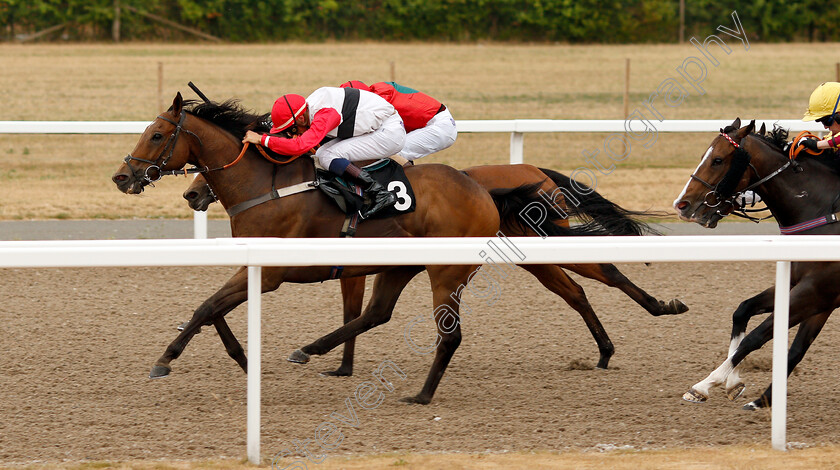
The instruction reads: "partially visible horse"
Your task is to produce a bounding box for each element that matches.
[673,118,840,409]
[184,168,687,375]
[112,93,625,404]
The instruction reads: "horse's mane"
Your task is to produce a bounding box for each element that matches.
[179,99,271,139]
[751,124,788,151]
[749,124,840,175]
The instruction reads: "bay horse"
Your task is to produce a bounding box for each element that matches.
[184,169,688,375]
[112,93,621,404]
[673,118,840,409]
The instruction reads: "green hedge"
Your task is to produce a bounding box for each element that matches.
[2,0,838,43]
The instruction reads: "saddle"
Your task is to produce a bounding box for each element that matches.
[316,158,416,219]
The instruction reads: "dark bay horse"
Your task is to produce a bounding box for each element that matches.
[673,118,840,409]
[184,168,687,375]
[112,93,619,404]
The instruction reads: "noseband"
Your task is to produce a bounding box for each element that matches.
[123,110,202,186]
[689,132,792,220]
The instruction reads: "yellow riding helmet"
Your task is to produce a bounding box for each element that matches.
[803,82,840,121]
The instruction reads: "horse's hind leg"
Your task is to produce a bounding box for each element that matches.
[291,267,423,362]
[723,287,776,400]
[563,263,688,316]
[321,276,366,377]
[522,264,614,369]
[743,311,830,410]
[214,317,247,373]
[401,265,477,405]
[150,266,284,378]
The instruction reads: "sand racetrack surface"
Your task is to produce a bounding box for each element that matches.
[2,258,840,465]
[0,232,840,464]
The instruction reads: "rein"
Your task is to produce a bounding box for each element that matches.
[789,131,823,160]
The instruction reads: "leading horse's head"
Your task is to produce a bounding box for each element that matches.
[112,93,201,194]
[673,118,756,228]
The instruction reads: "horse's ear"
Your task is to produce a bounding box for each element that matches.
[730,117,741,130]
[740,119,755,137]
[758,122,767,136]
[172,92,183,115]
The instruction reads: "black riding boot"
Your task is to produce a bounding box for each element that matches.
[344,163,397,218]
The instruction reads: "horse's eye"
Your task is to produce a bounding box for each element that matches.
[712,157,724,166]
[152,132,163,142]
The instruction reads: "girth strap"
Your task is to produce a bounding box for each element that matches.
[329,193,363,280]
[226,181,317,217]
[779,211,840,235]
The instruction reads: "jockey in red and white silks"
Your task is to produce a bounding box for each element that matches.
[341,81,457,162]
[242,86,404,218]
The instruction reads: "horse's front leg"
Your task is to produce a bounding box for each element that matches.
[321,276,366,377]
[723,287,775,401]
[683,286,815,404]
[150,266,284,378]
[743,311,830,410]
[289,267,422,364]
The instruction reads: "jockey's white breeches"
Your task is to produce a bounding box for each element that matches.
[315,113,406,169]
[400,108,458,161]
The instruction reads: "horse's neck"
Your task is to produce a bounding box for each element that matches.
[191,120,314,212]
[748,139,840,227]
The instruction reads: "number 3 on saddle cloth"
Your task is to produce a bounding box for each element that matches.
[316,158,416,224]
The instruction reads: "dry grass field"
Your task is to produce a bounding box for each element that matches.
[1,42,837,220]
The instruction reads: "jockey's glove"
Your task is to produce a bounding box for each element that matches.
[798,138,819,151]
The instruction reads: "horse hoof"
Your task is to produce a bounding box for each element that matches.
[670,299,689,314]
[399,395,431,405]
[727,383,746,401]
[149,365,171,379]
[682,388,707,403]
[288,349,311,364]
[742,401,760,411]
[320,368,352,377]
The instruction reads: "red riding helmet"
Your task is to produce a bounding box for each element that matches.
[339,80,371,92]
[270,94,307,133]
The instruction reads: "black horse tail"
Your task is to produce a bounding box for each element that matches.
[538,167,662,236]
[489,183,615,237]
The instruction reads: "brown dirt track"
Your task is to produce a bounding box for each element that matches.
[3,254,840,466]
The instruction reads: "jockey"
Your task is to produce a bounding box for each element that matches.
[243,87,405,219]
[798,82,840,154]
[739,82,840,209]
[340,80,457,162]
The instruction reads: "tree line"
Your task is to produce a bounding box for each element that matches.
[2,0,838,43]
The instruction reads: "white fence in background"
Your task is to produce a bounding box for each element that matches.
[2,235,839,462]
[1,118,824,239]
[0,118,826,165]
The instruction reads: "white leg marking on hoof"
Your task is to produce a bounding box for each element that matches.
[690,356,735,400]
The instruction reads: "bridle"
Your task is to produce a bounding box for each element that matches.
[689,131,793,222]
[123,110,202,186]
[123,109,309,190]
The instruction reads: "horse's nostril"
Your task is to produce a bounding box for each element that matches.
[185,191,197,201]
[113,174,128,183]
[676,201,689,211]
